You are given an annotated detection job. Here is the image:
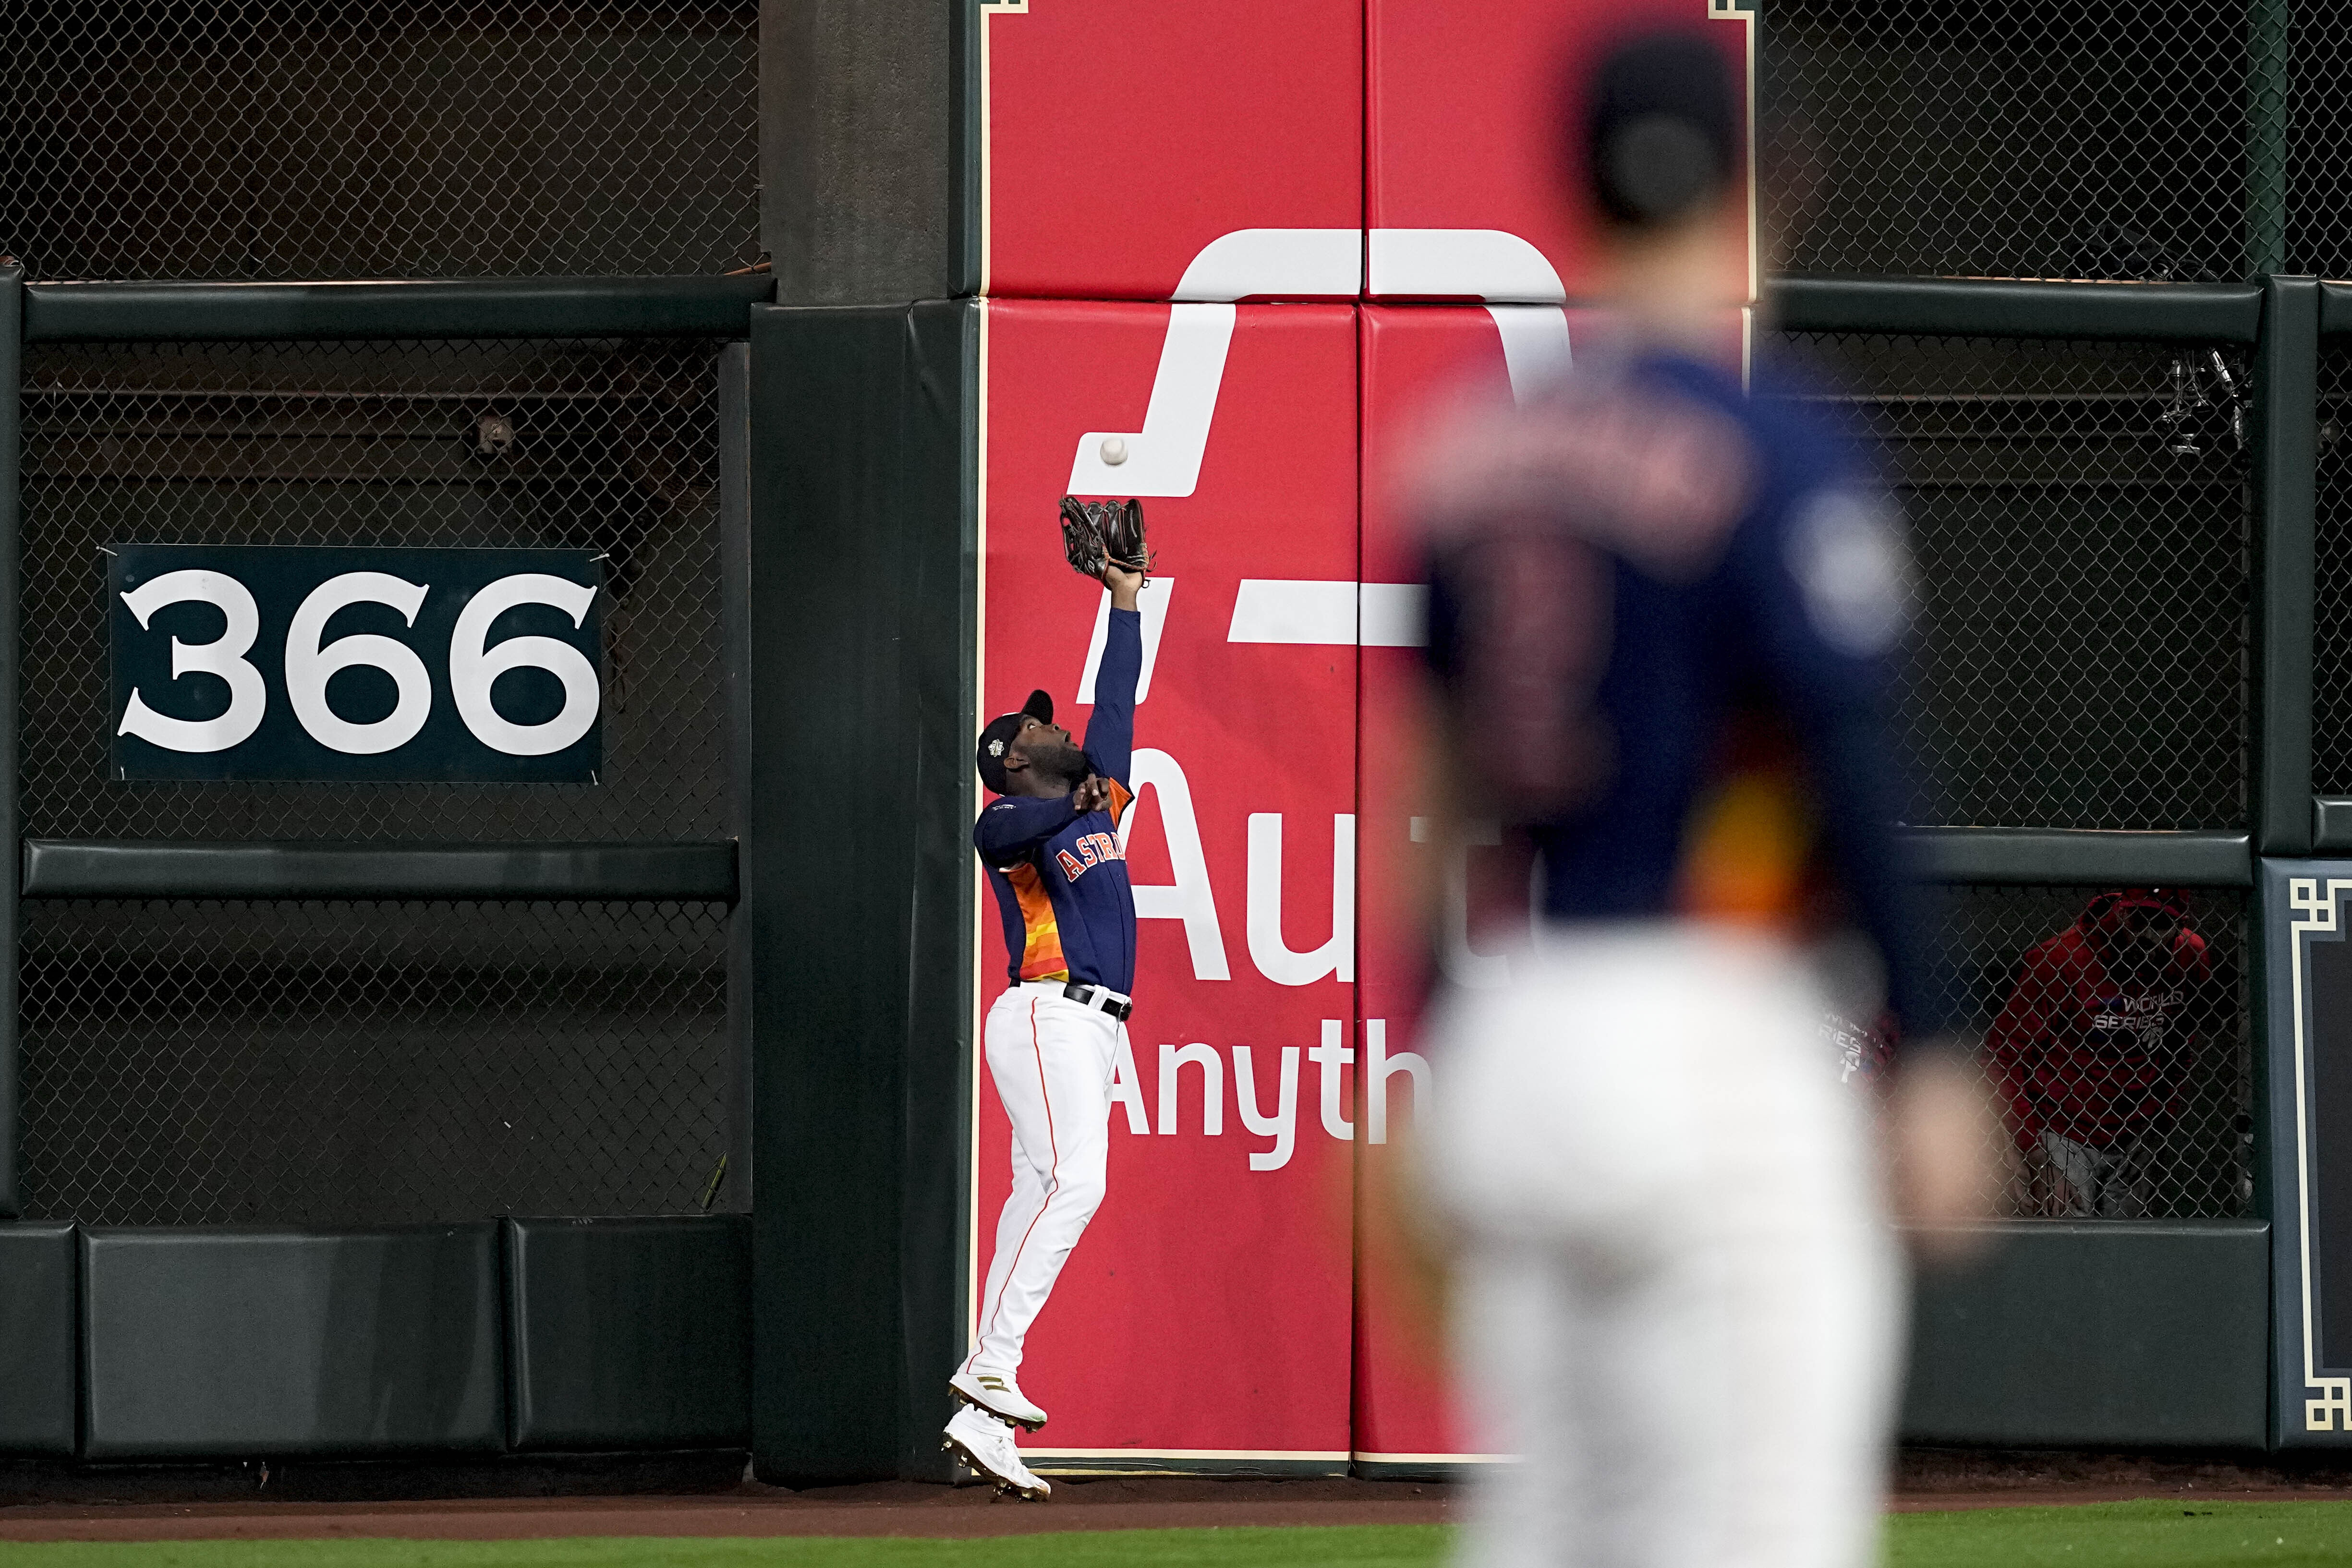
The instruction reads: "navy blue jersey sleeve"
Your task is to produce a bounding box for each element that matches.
[1738,470,1948,1041]
[973,793,1082,863]
[1083,607,1141,785]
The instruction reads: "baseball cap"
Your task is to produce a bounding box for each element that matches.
[2085,887,2191,929]
[1578,29,1736,229]
[976,688,1055,795]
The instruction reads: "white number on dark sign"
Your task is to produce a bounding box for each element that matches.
[283,572,434,755]
[117,570,269,753]
[449,575,601,756]
[116,571,600,756]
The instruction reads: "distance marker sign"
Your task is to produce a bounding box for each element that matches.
[109,545,604,783]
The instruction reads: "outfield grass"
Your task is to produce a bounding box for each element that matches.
[1889,1499,2352,1567]
[0,1524,1449,1568]
[12,1501,2352,1568]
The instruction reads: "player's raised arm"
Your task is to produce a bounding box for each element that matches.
[1083,562,1144,787]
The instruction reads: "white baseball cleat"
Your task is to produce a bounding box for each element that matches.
[950,1369,1048,1432]
[942,1405,1050,1500]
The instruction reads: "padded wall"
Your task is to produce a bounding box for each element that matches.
[0,1222,75,1455]
[505,1216,752,1451]
[745,301,977,1484]
[1902,1221,2270,1449]
[80,1225,503,1459]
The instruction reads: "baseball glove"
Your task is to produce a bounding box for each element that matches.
[1059,496,1151,582]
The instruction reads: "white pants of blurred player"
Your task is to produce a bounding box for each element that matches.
[962,983,1124,1380]
[1425,926,1903,1568]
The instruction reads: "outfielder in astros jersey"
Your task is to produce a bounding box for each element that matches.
[942,557,1146,1499]
[1400,29,1993,1568]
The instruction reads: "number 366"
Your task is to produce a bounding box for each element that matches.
[118,570,599,758]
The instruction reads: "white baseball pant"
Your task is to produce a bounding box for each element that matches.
[1423,926,1903,1568]
[964,983,1124,1379]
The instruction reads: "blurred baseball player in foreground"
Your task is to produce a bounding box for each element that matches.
[943,501,1150,1499]
[1397,30,1992,1568]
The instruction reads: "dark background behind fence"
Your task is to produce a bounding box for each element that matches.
[0,1,761,281]
[1,4,755,1227]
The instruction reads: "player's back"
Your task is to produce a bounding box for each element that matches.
[1416,346,1927,1026]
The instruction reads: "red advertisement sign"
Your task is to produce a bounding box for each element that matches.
[982,0,1752,308]
[1366,0,1756,302]
[982,0,1362,302]
[969,0,1762,1468]
[975,299,1360,1460]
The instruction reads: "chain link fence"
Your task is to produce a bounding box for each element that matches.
[1762,0,2254,282]
[0,1,760,280]
[2288,5,2352,277]
[21,338,731,842]
[1771,332,2251,831]
[2314,346,2352,790]
[18,898,733,1226]
[16,338,738,1225]
[1921,885,2251,1220]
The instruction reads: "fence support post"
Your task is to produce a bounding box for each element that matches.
[2256,276,2319,859]
[0,262,19,1218]
[2250,0,2291,275]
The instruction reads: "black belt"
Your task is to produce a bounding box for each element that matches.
[1037,980,1131,1021]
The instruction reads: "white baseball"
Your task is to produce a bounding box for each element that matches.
[1100,435,1128,466]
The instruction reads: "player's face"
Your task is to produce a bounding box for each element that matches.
[1016,714,1070,748]
[1007,715,1088,790]
[2110,907,2181,977]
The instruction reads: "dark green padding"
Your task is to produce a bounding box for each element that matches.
[22,839,738,901]
[504,1216,751,1451]
[1768,276,2264,343]
[0,1223,76,1454]
[81,1225,503,1459]
[23,276,775,343]
[1902,828,2254,887]
[1902,1220,2269,1448]
[746,302,976,1485]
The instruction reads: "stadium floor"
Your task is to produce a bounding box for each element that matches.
[8,1505,2352,1567]
[14,1462,2352,1562]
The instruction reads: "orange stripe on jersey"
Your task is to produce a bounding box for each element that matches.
[1006,862,1070,982]
[1107,779,1134,828]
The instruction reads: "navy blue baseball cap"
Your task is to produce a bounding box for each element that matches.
[1580,29,1737,229]
[977,688,1055,794]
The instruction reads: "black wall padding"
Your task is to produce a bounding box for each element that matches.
[759,0,975,305]
[80,1225,503,1458]
[1902,1220,2269,1448]
[504,1216,752,1451]
[0,1223,76,1455]
[746,301,976,1484]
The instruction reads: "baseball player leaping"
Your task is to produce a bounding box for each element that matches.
[945,537,1147,1499]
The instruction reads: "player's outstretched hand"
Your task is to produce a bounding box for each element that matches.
[1102,561,1145,611]
[1886,1046,2003,1262]
[1071,775,1114,813]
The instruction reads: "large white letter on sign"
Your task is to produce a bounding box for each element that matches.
[117,570,268,753]
[449,574,601,756]
[284,572,433,755]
